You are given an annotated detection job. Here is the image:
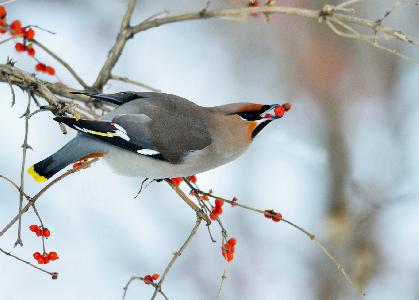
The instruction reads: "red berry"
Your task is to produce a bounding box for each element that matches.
[72,161,82,169]
[35,228,42,237]
[227,238,237,246]
[29,225,38,232]
[223,243,233,252]
[226,251,234,262]
[43,255,50,264]
[187,175,197,183]
[10,20,23,36]
[209,212,217,221]
[33,252,41,259]
[35,63,46,72]
[152,273,159,280]
[214,206,223,215]
[24,28,35,40]
[27,47,35,56]
[10,20,21,30]
[37,256,45,264]
[201,195,209,201]
[48,252,59,261]
[215,199,224,207]
[170,177,183,186]
[0,6,6,18]
[14,42,26,52]
[274,106,285,117]
[144,275,153,284]
[42,228,51,238]
[45,66,55,76]
[272,212,282,222]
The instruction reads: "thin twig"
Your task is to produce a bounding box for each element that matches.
[15,91,32,247]
[122,276,169,300]
[215,269,227,300]
[110,75,161,92]
[0,34,21,46]
[32,39,89,89]
[0,247,58,279]
[337,0,364,9]
[0,158,99,238]
[92,0,137,90]
[31,204,47,254]
[330,17,419,62]
[191,187,365,296]
[0,175,29,197]
[150,216,202,300]
[165,179,211,224]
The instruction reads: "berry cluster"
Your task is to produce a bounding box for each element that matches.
[28,224,59,264]
[0,6,56,76]
[33,251,59,265]
[143,273,160,285]
[264,209,282,222]
[221,238,237,262]
[29,224,51,238]
[170,175,198,186]
[35,63,56,75]
[210,199,224,221]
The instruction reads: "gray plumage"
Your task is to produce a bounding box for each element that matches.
[29,92,287,181]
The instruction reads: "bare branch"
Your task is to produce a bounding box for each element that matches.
[165,179,211,224]
[150,216,202,300]
[92,0,137,90]
[15,91,32,247]
[191,187,365,296]
[122,276,169,300]
[32,39,89,89]
[0,247,58,279]
[110,74,161,92]
[215,269,227,300]
[0,158,99,238]
[0,175,28,197]
[337,0,364,9]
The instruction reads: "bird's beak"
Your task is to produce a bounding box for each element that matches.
[259,103,292,120]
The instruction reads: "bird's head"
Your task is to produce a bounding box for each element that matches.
[212,102,292,139]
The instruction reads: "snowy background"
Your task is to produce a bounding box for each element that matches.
[1,0,419,299]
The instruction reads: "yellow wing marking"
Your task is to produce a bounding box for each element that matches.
[27,165,47,182]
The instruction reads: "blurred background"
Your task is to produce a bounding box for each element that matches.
[1,0,419,299]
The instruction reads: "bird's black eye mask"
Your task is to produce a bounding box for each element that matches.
[237,105,271,121]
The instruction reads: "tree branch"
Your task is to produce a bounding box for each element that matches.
[0,158,99,238]
[92,0,137,90]
[15,91,32,247]
[110,74,161,92]
[0,247,58,279]
[150,216,202,300]
[32,39,89,89]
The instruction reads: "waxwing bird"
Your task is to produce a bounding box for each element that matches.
[28,92,291,182]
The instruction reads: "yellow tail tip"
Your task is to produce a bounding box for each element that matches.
[27,165,47,182]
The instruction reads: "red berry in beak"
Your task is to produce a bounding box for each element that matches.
[274,105,285,117]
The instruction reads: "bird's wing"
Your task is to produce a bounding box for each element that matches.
[54,109,212,164]
[70,91,158,106]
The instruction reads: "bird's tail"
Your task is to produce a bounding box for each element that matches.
[28,136,105,182]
